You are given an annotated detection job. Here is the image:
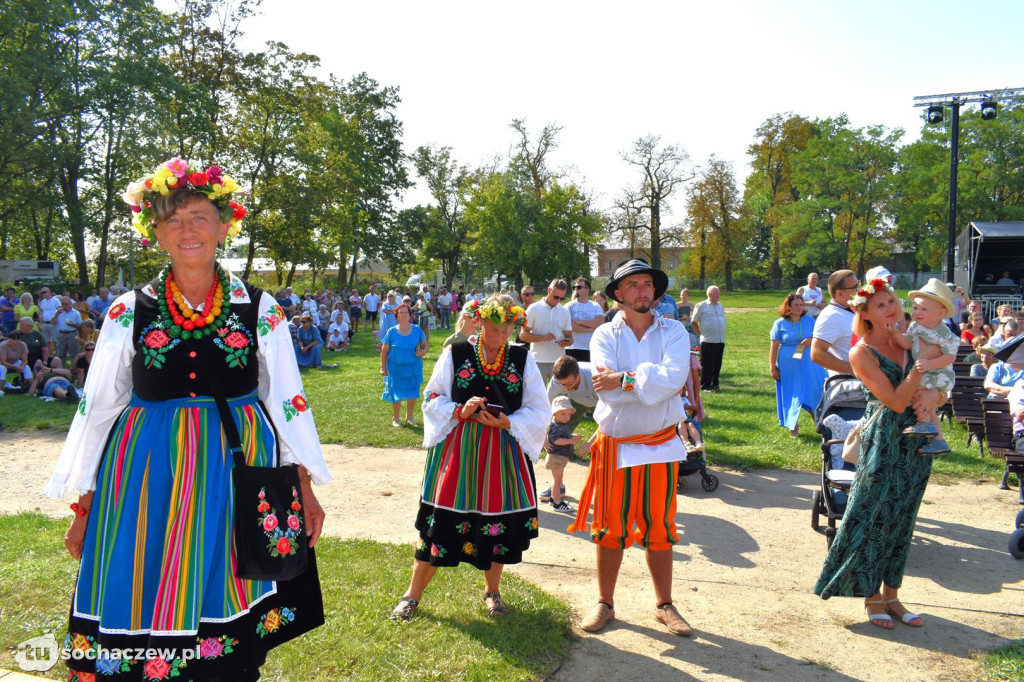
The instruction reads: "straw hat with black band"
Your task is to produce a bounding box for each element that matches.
[907,279,957,318]
[604,258,669,304]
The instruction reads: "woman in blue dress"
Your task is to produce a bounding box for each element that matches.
[294,314,323,368]
[769,293,826,437]
[380,304,427,427]
[379,291,398,338]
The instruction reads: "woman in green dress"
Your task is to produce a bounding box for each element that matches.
[814,278,940,630]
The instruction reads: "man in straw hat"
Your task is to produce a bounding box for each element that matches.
[567,258,693,636]
[892,278,960,455]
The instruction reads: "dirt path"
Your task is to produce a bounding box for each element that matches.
[9,432,1023,681]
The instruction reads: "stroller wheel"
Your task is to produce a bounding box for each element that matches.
[701,475,719,492]
[677,477,688,494]
[1010,528,1024,560]
[1015,508,1024,530]
[824,526,836,549]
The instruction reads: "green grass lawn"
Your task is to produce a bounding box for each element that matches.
[976,639,1024,681]
[0,513,572,681]
[0,297,1012,483]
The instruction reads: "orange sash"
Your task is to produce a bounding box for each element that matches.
[567,425,679,534]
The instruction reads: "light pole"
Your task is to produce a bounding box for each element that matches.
[912,87,1024,280]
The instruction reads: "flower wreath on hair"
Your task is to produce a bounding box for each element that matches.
[849,278,895,309]
[461,299,527,326]
[122,157,247,246]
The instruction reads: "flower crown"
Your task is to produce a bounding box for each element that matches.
[461,299,527,326]
[122,157,247,246]
[849,278,895,309]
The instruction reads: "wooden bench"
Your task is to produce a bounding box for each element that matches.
[951,376,987,456]
[982,398,1024,504]
[956,344,974,361]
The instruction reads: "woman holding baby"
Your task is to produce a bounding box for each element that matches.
[814,275,946,631]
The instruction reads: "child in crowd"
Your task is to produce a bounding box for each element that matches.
[326,324,349,351]
[677,396,705,454]
[893,279,959,455]
[542,396,579,513]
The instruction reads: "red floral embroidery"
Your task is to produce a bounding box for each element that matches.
[198,637,223,658]
[107,302,126,320]
[276,537,292,554]
[223,330,249,349]
[143,329,171,349]
[263,514,279,531]
[143,658,171,680]
[292,395,308,411]
[258,501,270,513]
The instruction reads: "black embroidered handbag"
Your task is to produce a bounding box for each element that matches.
[208,376,309,581]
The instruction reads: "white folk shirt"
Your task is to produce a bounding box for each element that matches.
[526,299,572,363]
[691,300,726,343]
[45,279,332,497]
[591,313,690,468]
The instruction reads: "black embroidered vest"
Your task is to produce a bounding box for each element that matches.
[449,340,527,414]
[131,279,263,400]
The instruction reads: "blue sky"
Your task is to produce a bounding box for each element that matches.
[235,0,1023,214]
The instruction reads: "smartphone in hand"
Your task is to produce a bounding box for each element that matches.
[484,403,504,417]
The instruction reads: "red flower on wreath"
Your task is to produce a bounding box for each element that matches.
[291,395,308,412]
[229,202,247,220]
[263,515,278,531]
[223,330,249,349]
[107,302,126,320]
[188,171,209,186]
[144,329,171,349]
[276,537,292,555]
[143,658,171,680]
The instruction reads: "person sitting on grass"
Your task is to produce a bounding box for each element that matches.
[327,319,350,351]
[27,357,80,402]
[542,396,579,513]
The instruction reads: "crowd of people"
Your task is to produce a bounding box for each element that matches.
[22,152,1024,678]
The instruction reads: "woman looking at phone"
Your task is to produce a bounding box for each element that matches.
[390,294,550,622]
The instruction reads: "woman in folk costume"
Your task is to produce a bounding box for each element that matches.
[47,158,331,680]
[390,295,550,622]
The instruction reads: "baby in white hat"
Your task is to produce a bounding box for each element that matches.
[894,278,959,455]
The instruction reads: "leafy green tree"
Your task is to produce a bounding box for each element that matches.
[409,145,472,289]
[684,156,743,290]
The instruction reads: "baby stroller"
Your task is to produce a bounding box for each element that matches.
[810,373,866,548]
[676,426,719,494]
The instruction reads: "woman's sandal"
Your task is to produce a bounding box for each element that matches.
[484,591,509,617]
[390,596,419,622]
[864,597,894,630]
[884,598,923,627]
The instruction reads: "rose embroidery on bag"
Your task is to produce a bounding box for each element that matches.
[256,486,304,558]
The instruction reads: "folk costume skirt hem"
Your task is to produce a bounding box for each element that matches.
[414,421,539,570]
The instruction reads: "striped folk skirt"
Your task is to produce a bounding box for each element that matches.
[414,421,539,570]
[65,391,323,681]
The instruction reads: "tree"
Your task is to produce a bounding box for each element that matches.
[621,135,693,269]
[741,113,813,284]
[685,157,743,290]
[409,145,471,289]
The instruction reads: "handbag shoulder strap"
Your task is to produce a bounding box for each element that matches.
[198,351,246,469]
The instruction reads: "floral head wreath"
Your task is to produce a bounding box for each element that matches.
[122,157,247,246]
[849,278,895,309]
[461,299,527,326]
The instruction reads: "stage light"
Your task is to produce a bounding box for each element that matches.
[926,105,944,124]
[980,100,997,120]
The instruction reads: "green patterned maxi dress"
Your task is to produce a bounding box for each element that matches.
[814,348,932,599]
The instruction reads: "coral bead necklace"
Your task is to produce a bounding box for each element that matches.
[157,264,231,340]
[476,338,508,377]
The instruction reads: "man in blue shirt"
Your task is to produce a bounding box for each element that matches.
[654,291,677,320]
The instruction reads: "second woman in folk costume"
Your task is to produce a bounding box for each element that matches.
[391,295,550,622]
